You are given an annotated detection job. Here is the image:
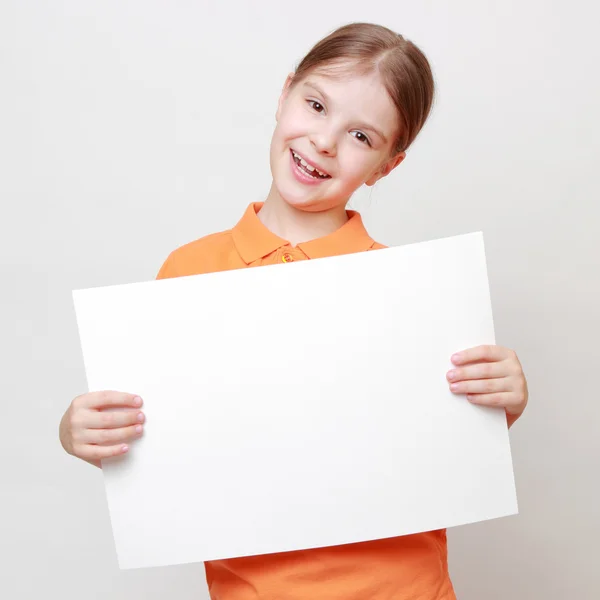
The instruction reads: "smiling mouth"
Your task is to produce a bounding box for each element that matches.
[290,149,331,179]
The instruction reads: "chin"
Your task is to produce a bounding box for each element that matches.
[282,194,329,212]
[276,184,343,213]
[272,172,346,214]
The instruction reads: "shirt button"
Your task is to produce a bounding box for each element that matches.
[282,253,293,263]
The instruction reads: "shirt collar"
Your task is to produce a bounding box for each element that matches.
[232,203,376,264]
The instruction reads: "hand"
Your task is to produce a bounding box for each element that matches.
[447,345,528,427]
[59,391,145,467]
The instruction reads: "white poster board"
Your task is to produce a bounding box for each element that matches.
[73,232,517,570]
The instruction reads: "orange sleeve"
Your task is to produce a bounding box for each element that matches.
[369,241,388,250]
[155,252,179,280]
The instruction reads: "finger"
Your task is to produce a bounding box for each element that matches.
[450,378,510,395]
[447,362,508,382]
[451,345,512,366]
[86,409,145,429]
[83,424,144,445]
[465,392,515,408]
[79,391,143,410]
[73,442,130,461]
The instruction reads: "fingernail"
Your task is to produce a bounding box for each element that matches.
[447,370,456,381]
[137,412,144,422]
[133,396,142,407]
[450,383,459,391]
[121,445,129,453]
[451,353,461,363]
[135,425,143,434]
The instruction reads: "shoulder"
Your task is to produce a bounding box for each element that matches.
[156,229,237,279]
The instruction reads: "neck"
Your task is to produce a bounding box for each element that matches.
[258,182,349,246]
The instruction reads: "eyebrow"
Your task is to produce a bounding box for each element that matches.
[302,81,389,143]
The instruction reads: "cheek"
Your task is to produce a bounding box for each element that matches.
[339,148,379,182]
[279,105,311,140]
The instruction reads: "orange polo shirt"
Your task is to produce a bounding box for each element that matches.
[156,203,456,600]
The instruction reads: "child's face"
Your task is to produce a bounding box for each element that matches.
[270,68,405,213]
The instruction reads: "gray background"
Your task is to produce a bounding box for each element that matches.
[1,1,598,598]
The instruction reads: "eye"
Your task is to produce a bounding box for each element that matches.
[352,131,372,147]
[307,100,325,113]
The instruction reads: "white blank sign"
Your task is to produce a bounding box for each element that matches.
[72,232,518,570]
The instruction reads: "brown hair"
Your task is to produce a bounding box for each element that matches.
[290,23,435,154]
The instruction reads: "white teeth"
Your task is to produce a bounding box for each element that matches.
[292,150,328,178]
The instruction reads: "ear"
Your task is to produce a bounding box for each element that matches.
[365,151,406,186]
[276,73,296,122]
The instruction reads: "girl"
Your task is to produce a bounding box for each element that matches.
[60,22,528,600]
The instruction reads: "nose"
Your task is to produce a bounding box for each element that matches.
[309,126,337,157]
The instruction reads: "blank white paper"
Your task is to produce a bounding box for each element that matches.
[72,232,518,570]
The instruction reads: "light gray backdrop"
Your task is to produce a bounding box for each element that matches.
[1,1,598,599]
